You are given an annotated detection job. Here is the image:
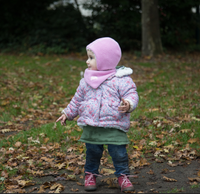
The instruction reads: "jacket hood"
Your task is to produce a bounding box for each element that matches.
[86,37,121,71]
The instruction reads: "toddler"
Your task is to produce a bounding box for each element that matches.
[56,37,139,192]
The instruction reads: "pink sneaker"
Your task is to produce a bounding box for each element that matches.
[118,174,134,192]
[84,172,101,191]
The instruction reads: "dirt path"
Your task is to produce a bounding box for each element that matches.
[17,159,200,193]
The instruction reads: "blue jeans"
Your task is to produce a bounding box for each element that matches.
[85,143,130,177]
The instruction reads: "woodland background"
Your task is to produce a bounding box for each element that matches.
[0,0,200,55]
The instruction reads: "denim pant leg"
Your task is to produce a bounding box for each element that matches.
[85,143,103,175]
[107,144,130,177]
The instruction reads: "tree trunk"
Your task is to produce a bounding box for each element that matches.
[142,0,163,56]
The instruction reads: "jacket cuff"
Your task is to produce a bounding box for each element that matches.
[61,110,68,119]
[124,99,134,113]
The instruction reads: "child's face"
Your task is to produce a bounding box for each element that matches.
[86,50,97,71]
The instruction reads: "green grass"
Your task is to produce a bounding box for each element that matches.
[0,53,200,189]
[0,121,82,150]
[0,183,5,192]
[191,183,200,189]
[160,187,184,193]
[128,61,200,152]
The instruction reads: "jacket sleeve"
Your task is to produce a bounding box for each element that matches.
[118,76,139,112]
[62,79,85,120]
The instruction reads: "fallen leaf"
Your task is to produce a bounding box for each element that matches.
[155,158,164,163]
[67,147,74,152]
[189,181,198,186]
[1,170,9,178]
[101,177,118,188]
[146,169,154,175]
[190,132,195,137]
[188,138,199,144]
[100,168,115,175]
[1,129,12,133]
[179,129,190,133]
[149,141,157,146]
[191,117,200,121]
[139,139,146,146]
[55,162,66,170]
[163,149,169,153]
[167,161,178,167]
[161,168,175,174]
[15,141,22,148]
[130,151,141,159]
[74,167,81,175]
[156,135,164,139]
[130,121,139,127]
[163,176,177,182]
[70,188,79,192]
[38,185,45,193]
[188,177,200,182]
[140,158,150,166]
[149,108,159,112]
[50,183,61,190]
[44,137,49,143]
[17,180,35,188]
[55,184,64,193]
[66,174,77,181]
[76,182,84,186]
[164,144,174,150]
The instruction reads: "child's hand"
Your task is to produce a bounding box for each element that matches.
[118,98,130,113]
[56,114,67,126]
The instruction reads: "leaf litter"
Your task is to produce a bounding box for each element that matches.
[0,53,200,193]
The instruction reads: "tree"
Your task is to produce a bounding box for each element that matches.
[159,0,199,48]
[83,0,142,50]
[142,0,162,56]
[0,0,88,52]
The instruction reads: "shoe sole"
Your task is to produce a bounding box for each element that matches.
[84,186,97,191]
[119,186,134,192]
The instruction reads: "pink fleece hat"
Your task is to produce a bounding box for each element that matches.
[86,37,122,71]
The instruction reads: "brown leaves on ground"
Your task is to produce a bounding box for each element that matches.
[100,168,115,176]
[188,177,200,182]
[162,176,177,182]
[4,176,35,192]
[101,177,118,188]
[0,142,85,193]
[188,176,200,186]
[37,182,65,193]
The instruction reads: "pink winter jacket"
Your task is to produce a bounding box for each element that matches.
[62,75,139,132]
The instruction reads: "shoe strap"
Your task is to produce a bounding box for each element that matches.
[85,172,102,185]
[120,174,135,191]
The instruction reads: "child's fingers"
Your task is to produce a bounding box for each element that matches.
[61,120,65,125]
[121,98,126,105]
[56,118,61,123]
[56,116,63,123]
[118,105,127,113]
[118,99,129,112]
[121,98,129,106]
